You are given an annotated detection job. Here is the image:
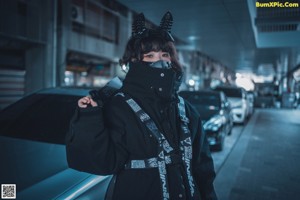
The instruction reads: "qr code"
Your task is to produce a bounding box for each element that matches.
[1,184,16,199]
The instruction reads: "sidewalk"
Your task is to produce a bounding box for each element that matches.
[214,109,300,200]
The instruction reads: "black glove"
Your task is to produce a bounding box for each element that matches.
[89,76,123,107]
[89,86,119,107]
[89,89,104,107]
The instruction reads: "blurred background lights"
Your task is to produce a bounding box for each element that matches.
[235,76,255,91]
[188,79,195,86]
[235,73,242,78]
[121,64,128,72]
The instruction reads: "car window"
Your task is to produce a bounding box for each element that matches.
[180,92,220,107]
[215,87,242,98]
[0,93,80,145]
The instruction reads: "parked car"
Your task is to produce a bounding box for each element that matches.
[281,92,298,108]
[213,85,250,124]
[179,90,233,151]
[254,95,275,108]
[246,91,255,116]
[0,87,111,200]
[254,82,276,108]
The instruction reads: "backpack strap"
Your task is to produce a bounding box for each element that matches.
[177,96,196,197]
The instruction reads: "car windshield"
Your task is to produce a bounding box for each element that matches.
[215,87,242,98]
[180,92,220,108]
[0,93,80,145]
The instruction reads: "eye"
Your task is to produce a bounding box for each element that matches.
[143,54,154,58]
[162,52,170,58]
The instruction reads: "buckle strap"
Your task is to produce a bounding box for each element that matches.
[119,92,196,199]
[125,154,182,169]
[121,93,172,199]
[178,96,189,124]
[125,98,174,154]
[178,96,196,197]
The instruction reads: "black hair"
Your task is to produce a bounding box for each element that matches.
[119,36,182,72]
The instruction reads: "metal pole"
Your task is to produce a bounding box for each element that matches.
[52,0,57,86]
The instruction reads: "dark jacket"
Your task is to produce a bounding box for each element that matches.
[66,62,218,200]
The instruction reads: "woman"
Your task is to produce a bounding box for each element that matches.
[66,11,217,200]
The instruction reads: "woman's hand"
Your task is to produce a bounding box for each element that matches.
[78,96,98,108]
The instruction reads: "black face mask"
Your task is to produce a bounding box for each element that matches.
[134,60,183,92]
[142,60,172,70]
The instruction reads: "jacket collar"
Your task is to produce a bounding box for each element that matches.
[122,61,177,102]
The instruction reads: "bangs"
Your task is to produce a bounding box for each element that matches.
[120,35,179,66]
[140,37,172,54]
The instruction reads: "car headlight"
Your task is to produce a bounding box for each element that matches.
[203,115,223,131]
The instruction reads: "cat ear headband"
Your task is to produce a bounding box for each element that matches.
[131,11,174,42]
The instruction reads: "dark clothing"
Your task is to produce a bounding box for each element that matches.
[66,62,217,200]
